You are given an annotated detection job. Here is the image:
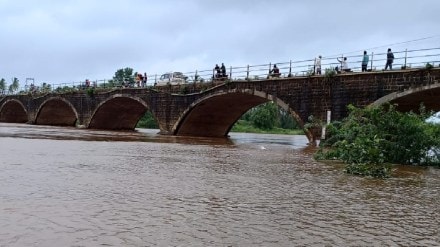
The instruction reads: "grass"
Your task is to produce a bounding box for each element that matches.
[231,120,304,135]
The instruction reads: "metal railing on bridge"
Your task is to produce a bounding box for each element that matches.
[3,46,440,95]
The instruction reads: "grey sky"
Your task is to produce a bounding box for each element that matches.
[1,0,439,86]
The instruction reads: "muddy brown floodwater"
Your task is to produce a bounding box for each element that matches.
[0,123,439,246]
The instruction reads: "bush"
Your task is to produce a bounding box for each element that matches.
[180,85,189,95]
[316,104,440,177]
[137,111,158,129]
[324,68,336,78]
[86,87,95,97]
[250,102,279,130]
[232,102,300,133]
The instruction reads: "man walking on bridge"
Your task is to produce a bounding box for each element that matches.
[385,48,394,70]
[362,51,369,72]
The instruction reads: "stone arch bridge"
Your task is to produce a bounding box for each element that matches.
[1,68,439,142]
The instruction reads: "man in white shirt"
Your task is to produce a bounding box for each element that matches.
[337,57,350,73]
[314,55,322,75]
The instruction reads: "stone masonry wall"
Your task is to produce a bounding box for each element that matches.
[1,68,438,135]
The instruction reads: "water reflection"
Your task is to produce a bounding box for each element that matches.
[0,123,234,144]
[0,123,310,147]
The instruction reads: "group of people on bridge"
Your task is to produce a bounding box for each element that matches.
[80,48,397,90]
[313,48,395,75]
[213,63,228,79]
[83,72,148,89]
[135,72,148,87]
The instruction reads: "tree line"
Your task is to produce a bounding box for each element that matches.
[0,67,136,95]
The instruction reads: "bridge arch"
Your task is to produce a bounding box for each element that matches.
[0,99,28,123]
[372,82,440,112]
[88,95,152,130]
[173,89,309,139]
[35,97,78,126]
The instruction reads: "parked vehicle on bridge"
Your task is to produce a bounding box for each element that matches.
[156,72,188,86]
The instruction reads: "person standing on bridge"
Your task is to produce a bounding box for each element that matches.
[136,73,142,87]
[214,64,220,78]
[361,51,369,72]
[314,55,322,75]
[221,63,227,78]
[385,48,394,70]
[142,72,147,87]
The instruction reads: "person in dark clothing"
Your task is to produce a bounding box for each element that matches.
[220,63,226,78]
[385,48,394,70]
[214,64,220,78]
[270,64,280,77]
[142,72,147,87]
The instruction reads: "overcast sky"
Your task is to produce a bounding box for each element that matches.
[1,0,439,86]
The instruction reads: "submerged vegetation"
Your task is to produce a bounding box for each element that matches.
[315,104,440,178]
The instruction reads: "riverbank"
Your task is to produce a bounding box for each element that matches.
[231,120,304,135]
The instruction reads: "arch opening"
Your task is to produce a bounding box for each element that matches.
[88,97,149,130]
[373,83,440,113]
[0,100,28,123]
[174,91,305,138]
[35,99,77,126]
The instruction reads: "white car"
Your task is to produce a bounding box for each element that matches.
[156,72,187,86]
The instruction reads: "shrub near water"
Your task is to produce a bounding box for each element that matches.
[316,104,440,178]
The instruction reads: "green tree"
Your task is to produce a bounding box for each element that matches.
[232,102,300,133]
[137,111,159,129]
[251,102,279,130]
[8,77,19,94]
[280,109,300,129]
[111,67,135,87]
[0,78,6,94]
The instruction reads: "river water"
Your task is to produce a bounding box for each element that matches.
[0,123,439,246]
